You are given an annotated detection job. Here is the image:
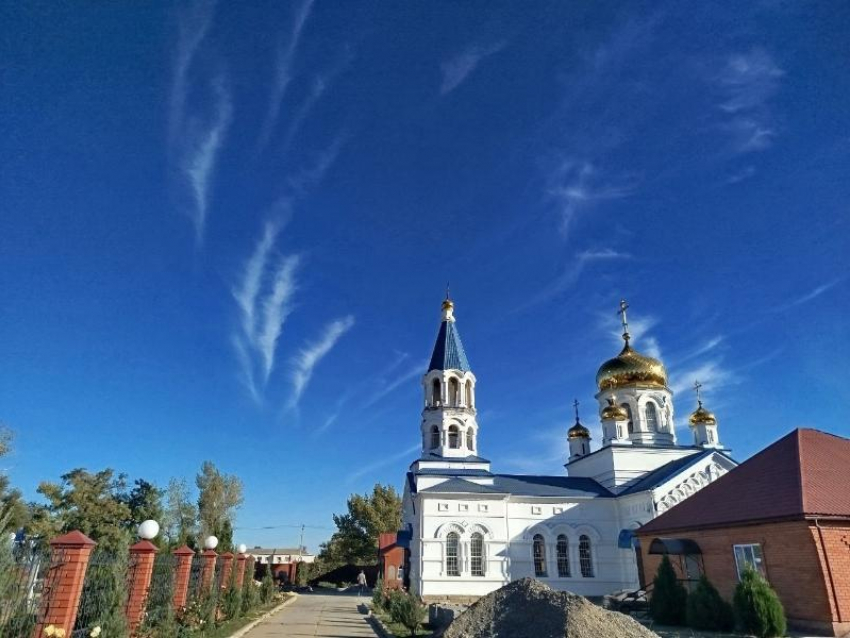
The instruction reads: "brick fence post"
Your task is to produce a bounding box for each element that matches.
[125,540,158,635]
[172,546,194,611]
[201,549,218,592]
[235,552,247,589]
[219,552,234,589]
[32,530,96,638]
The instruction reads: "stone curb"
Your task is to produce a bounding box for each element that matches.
[365,612,394,638]
[226,594,299,638]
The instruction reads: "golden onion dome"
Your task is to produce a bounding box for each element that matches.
[568,421,590,439]
[689,401,717,426]
[600,397,629,421]
[596,343,668,391]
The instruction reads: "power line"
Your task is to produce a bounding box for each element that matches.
[234,523,330,531]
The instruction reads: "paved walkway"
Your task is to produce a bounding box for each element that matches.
[242,591,379,637]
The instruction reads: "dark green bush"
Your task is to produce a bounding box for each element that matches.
[733,567,786,638]
[686,575,735,631]
[388,590,426,638]
[260,567,275,604]
[372,576,385,610]
[221,580,243,620]
[649,555,688,625]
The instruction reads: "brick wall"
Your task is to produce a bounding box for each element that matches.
[638,520,835,628]
[809,520,850,630]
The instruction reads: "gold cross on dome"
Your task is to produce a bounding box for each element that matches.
[618,299,631,344]
[694,380,703,405]
[573,398,580,423]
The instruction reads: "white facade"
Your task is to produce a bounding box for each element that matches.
[401,299,736,601]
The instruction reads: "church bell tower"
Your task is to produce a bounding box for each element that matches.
[420,296,479,459]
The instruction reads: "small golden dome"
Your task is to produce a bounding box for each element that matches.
[596,343,668,391]
[568,421,590,439]
[600,397,629,421]
[689,401,717,426]
[441,298,454,311]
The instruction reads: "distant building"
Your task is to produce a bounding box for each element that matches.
[400,297,737,602]
[247,547,315,583]
[638,428,850,637]
[379,532,410,590]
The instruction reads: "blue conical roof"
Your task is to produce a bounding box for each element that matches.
[428,319,471,372]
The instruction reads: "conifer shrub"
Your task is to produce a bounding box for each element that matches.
[371,575,385,610]
[260,567,275,604]
[221,579,243,620]
[686,575,735,631]
[733,567,786,638]
[388,590,426,638]
[649,555,688,625]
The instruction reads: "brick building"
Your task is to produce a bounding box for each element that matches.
[637,428,850,636]
[247,547,315,584]
[378,531,410,590]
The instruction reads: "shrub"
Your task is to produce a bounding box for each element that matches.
[733,567,786,638]
[388,590,426,638]
[221,580,243,620]
[241,578,259,615]
[649,555,688,625]
[686,575,735,631]
[260,567,275,604]
[372,576,386,609]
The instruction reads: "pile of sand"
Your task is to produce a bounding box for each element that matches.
[441,578,659,638]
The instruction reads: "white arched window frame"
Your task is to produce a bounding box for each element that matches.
[465,380,473,408]
[556,535,570,577]
[448,377,460,406]
[579,535,594,577]
[466,428,475,451]
[448,425,460,449]
[431,378,441,406]
[446,532,460,577]
[470,533,485,577]
[645,402,659,432]
[533,534,547,577]
[430,426,440,449]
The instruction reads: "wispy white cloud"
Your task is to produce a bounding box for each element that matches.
[231,216,301,399]
[348,444,421,483]
[521,249,631,312]
[547,161,637,238]
[257,255,301,381]
[290,315,356,408]
[717,48,784,153]
[726,165,757,185]
[182,74,233,242]
[784,279,843,309]
[257,0,316,152]
[361,363,426,409]
[604,311,662,359]
[502,426,570,474]
[670,359,736,398]
[287,135,346,195]
[440,41,506,95]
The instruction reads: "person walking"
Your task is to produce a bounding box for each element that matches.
[357,569,367,596]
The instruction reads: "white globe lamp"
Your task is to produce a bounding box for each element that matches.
[138,520,160,541]
[204,535,219,550]
[237,544,247,554]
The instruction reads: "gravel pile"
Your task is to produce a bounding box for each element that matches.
[441,578,660,638]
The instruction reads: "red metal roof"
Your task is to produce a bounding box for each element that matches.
[639,429,850,535]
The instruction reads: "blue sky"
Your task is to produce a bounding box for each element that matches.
[1,1,848,551]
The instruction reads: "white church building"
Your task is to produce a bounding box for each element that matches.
[400,297,737,601]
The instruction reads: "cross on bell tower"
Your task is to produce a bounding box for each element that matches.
[618,299,631,345]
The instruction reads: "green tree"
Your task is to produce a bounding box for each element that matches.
[163,477,197,548]
[196,461,243,545]
[733,567,786,638]
[686,575,735,631]
[0,426,27,533]
[36,468,132,551]
[320,484,402,567]
[389,590,426,638]
[125,479,164,527]
[649,555,688,625]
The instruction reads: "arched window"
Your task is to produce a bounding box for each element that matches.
[579,535,594,577]
[465,381,473,408]
[645,402,658,431]
[533,534,547,577]
[448,425,460,449]
[466,428,475,451]
[556,535,570,577]
[448,377,459,406]
[470,533,484,576]
[446,532,460,576]
[431,379,441,405]
[430,426,440,449]
[621,403,634,434]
